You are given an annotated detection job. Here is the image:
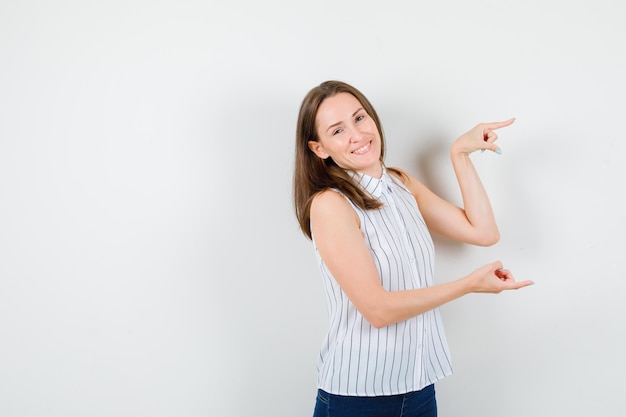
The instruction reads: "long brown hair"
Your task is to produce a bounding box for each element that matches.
[294,80,397,239]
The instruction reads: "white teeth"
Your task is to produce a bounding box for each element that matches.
[352,142,371,154]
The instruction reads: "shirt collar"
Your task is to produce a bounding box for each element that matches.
[349,166,394,199]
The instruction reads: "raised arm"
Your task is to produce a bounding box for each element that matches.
[395,118,515,246]
[310,187,532,329]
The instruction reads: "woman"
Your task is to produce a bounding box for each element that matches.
[293,80,533,417]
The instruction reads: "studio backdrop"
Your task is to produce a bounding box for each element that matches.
[0,1,624,416]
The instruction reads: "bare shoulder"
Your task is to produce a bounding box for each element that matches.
[311,189,352,216]
[387,166,429,197]
[387,166,418,187]
[310,189,359,228]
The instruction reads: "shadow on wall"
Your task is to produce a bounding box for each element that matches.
[412,135,467,254]
[409,131,541,259]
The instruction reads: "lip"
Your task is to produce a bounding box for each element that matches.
[351,140,372,155]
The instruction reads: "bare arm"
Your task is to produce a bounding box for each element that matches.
[310,189,533,329]
[393,119,515,246]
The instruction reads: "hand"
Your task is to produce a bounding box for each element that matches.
[451,118,515,155]
[465,261,534,294]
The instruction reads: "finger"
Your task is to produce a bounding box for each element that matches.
[483,118,515,131]
[491,260,504,270]
[482,129,499,143]
[514,280,535,289]
[481,131,502,154]
[505,280,535,290]
[494,268,511,280]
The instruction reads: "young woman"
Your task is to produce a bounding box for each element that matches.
[293,80,533,417]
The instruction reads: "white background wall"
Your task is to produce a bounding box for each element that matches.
[1,1,624,416]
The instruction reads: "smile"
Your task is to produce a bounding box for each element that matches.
[351,141,371,155]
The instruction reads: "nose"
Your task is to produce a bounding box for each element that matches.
[350,125,365,142]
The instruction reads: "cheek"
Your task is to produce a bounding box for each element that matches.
[324,136,345,150]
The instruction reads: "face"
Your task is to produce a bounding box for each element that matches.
[309,92,383,178]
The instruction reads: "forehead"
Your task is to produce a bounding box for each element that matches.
[316,92,363,127]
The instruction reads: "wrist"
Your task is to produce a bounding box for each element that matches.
[457,275,474,295]
[450,140,471,157]
[450,147,471,163]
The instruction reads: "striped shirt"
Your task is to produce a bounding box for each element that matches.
[312,167,453,396]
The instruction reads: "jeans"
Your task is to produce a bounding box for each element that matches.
[312,384,437,417]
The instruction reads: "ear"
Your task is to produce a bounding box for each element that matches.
[308,140,330,159]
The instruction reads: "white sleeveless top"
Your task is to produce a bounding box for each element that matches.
[312,167,453,396]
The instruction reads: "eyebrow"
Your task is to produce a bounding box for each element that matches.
[325,108,364,134]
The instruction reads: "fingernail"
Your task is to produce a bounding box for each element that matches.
[494,149,502,155]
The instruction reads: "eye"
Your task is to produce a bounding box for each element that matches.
[355,114,365,122]
[332,128,343,136]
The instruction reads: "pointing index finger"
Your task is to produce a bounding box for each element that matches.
[484,118,516,130]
